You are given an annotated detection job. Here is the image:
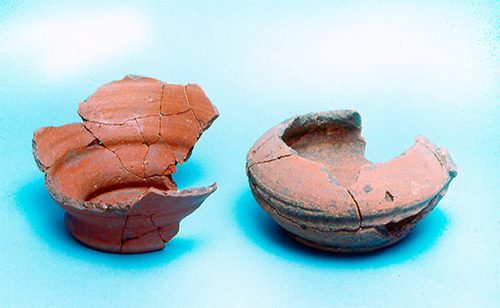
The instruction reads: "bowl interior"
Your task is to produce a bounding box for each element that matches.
[48,144,176,205]
[85,181,171,204]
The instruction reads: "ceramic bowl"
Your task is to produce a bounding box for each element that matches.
[246,110,456,253]
[33,75,219,253]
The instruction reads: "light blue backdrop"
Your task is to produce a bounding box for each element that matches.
[0,1,498,307]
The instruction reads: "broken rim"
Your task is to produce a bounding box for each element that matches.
[246,110,457,253]
[32,75,219,253]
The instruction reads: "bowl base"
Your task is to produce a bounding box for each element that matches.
[283,229,404,254]
[64,212,177,253]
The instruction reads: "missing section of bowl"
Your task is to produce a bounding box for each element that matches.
[32,75,219,253]
[281,112,367,188]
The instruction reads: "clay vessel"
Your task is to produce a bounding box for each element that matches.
[32,75,219,253]
[246,110,457,253]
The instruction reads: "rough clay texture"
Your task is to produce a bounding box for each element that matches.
[32,75,219,253]
[246,110,457,253]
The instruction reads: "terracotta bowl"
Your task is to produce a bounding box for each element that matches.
[246,110,457,253]
[32,75,219,253]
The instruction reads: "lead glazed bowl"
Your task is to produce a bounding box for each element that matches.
[32,75,219,253]
[246,110,457,253]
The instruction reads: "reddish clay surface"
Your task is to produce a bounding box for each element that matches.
[246,110,457,253]
[32,75,219,253]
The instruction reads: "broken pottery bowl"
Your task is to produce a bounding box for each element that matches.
[246,110,457,253]
[32,75,219,253]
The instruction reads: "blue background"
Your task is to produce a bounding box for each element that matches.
[0,1,498,307]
